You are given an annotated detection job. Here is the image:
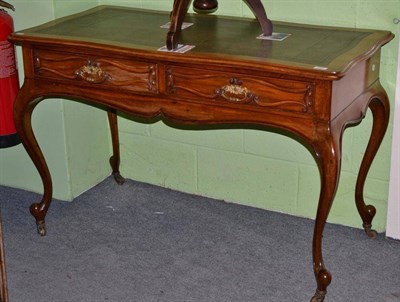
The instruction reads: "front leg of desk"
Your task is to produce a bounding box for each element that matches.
[13,80,52,236]
[310,129,342,302]
[355,83,390,238]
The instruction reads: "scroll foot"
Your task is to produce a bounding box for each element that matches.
[109,155,125,185]
[311,269,331,302]
[310,290,326,302]
[360,204,377,239]
[363,223,378,239]
[354,85,389,240]
[36,220,47,236]
[30,202,49,236]
[112,172,125,185]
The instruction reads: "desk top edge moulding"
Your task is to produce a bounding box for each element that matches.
[10,6,393,78]
[8,4,394,302]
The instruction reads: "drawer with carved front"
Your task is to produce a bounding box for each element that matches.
[166,66,314,113]
[33,49,158,94]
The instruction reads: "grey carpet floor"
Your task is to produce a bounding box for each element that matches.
[0,177,399,302]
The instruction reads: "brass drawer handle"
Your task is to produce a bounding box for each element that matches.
[74,60,112,84]
[216,78,257,103]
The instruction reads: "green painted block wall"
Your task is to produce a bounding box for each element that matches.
[0,0,110,201]
[1,1,399,232]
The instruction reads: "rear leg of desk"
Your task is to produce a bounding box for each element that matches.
[355,83,389,238]
[107,109,125,185]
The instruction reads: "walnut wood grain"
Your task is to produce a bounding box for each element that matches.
[33,49,158,94]
[9,6,394,302]
[166,66,314,112]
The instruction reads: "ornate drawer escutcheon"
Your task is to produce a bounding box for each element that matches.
[74,60,112,84]
[216,78,258,103]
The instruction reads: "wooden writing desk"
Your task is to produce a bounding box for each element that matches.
[9,6,394,301]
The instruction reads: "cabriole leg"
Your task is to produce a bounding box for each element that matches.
[355,85,390,238]
[310,130,342,301]
[13,83,51,236]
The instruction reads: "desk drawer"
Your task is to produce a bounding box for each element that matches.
[33,49,158,94]
[166,66,314,113]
